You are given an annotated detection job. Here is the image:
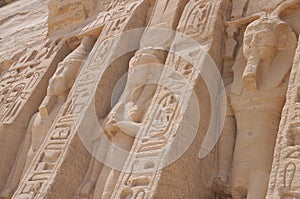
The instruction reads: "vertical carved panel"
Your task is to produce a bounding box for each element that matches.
[13,1,149,198]
[0,41,64,123]
[111,0,225,198]
[48,0,97,35]
[178,0,212,40]
[0,39,70,191]
[267,36,300,199]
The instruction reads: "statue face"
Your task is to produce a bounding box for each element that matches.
[241,20,281,91]
[48,75,67,96]
[243,28,277,61]
[55,62,68,75]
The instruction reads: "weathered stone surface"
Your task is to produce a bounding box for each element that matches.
[0,0,300,198]
[0,0,48,74]
[266,22,300,199]
[0,38,71,196]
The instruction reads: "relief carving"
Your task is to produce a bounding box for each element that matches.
[0,37,73,194]
[2,0,300,198]
[111,0,224,198]
[74,52,158,199]
[0,36,95,199]
[0,42,53,124]
[271,38,300,199]
[12,1,150,198]
[48,0,97,35]
[223,25,239,86]
[75,0,185,197]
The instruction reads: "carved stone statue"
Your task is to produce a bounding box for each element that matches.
[0,36,96,199]
[213,17,297,199]
[74,49,161,199]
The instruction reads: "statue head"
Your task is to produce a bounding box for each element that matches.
[47,35,96,97]
[243,17,291,61]
[47,62,71,97]
[127,51,163,88]
[241,17,295,91]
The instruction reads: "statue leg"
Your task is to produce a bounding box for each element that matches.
[0,114,36,199]
[245,131,275,199]
[0,148,34,199]
[92,165,112,199]
[246,171,269,199]
[245,125,277,199]
[100,169,120,199]
[98,132,134,199]
[75,133,110,199]
[75,158,103,199]
[231,134,249,199]
[213,117,235,195]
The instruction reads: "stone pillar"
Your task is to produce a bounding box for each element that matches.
[266,35,300,199]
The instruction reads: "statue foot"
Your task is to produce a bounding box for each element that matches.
[232,186,247,199]
[0,187,14,199]
[74,182,94,199]
[211,177,231,197]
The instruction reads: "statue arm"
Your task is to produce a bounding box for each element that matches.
[104,102,126,137]
[129,92,152,123]
[134,84,156,109]
[109,101,125,118]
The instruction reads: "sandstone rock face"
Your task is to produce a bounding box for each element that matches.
[0,0,299,199]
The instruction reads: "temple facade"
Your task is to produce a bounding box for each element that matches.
[0,0,300,198]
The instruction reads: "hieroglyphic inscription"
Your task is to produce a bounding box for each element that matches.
[111,0,222,198]
[267,35,300,199]
[0,41,62,123]
[0,37,70,194]
[68,0,141,42]
[13,1,149,198]
[48,0,97,34]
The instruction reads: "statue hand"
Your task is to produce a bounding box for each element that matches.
[105,116,119,136]
[124,102,139,121]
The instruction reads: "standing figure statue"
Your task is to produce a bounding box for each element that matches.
[213,17,297,199]
[74,49,162,199]
[0,36,96,199]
